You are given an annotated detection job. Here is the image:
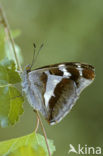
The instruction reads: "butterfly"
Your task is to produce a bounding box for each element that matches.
[21,61,95,125]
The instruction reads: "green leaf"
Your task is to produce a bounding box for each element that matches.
[0,28,5,60]
[0,26,23,66]
[0,58,24,127]
[8,146,46,156]
[11,29,21,39]
[0,58,21,85]
[0,132,56,156]
[8,87,24,125]
[5,42,23,67]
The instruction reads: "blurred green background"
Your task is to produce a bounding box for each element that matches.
[0,0,103,155]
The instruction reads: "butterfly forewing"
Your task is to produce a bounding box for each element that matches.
[22,62,95,125]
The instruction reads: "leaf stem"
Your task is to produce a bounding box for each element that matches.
[36,111,51,156]
[0,4,23,72]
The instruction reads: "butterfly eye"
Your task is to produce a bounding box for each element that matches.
[26,64,31,73]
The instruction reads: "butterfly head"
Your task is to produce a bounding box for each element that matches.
[25,64,31,73]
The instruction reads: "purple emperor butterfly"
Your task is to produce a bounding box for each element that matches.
[21,61,95,125]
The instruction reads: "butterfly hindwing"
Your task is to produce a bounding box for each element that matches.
[22,62,95,125]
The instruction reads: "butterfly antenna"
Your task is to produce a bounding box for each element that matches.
[31,43,44,68]
[31,43,36,68]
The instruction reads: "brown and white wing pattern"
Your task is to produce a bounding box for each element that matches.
[22,62,95,125]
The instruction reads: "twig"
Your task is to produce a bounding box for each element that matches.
[35,113,40,133]
[0,4,22,72]
[0,4,51,156]
[36,111,51,156]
